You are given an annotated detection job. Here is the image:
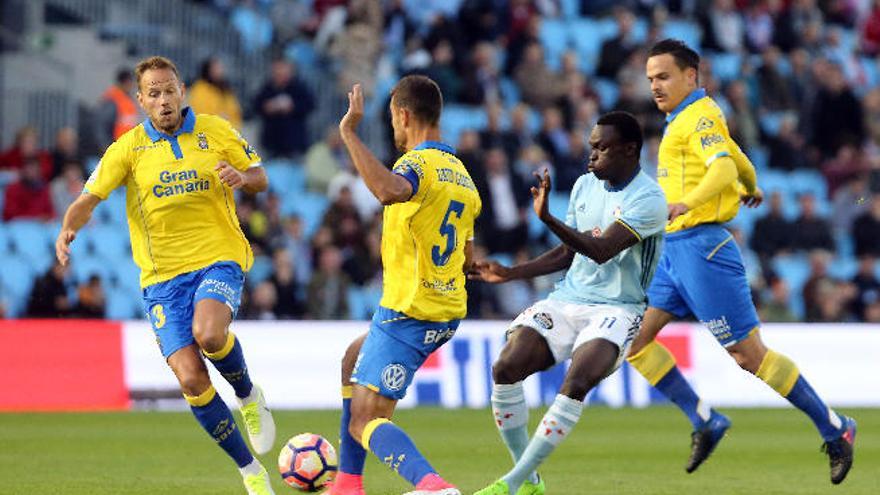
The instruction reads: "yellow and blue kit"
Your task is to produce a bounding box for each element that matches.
[648,89,760,346]
[85,107,261,357]
[351,141,481,400]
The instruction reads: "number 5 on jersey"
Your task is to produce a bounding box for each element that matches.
[432,200,465,266]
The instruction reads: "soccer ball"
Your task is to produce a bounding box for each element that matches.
[277,433,338,492]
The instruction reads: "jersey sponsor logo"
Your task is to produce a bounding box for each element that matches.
[532,312,554,330]
[197,132,209,150]
[701,315,732,342]
[152,169,210,198]
[700,133,725,149]
[613,206,622,218]
[424,327,456,345]
[381,363,408,392]
[133,144,161,152]
[695,117,714,132]
[657,168,668,177]
[421,277,457,293]
[394,157,424,178]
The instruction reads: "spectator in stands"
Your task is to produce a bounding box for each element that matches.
[307,245,350,319]
[456,130,484,185]
[513,144,554,188]
[245,281,279,320]
[50,161,85,218]
[465,244,501,319]
[862,87,880,146]
[750,191,794,259]
[0,126,52,182]
[555,131,587,192]
[254,58,315,158]
[862,0,880,55]
[831,176,869,235]
[274,215,312,286]
[703,0,744,53]
[50,127,82,179]
[767,115,809,171]
[424,39,462,103]
[461,41,501,106]
[596,7,639,79]
[614,75,657,128]
[791,193,835,252]
[853,193,880,257]
[810,62,864,158]
[760,275,797,323]
[774,0,824,52]
[757,47,796,111]
[822,144,869,195]
[744,1,775,53]
[509,103,536,151]
[536,106,569,162]
[305,127,346,193]
[2,159,54,222]
[328,1,383,96]
[382,0,415,57]
[269,249,303,319]
[474,147,530,254]
[73,274,105,318]
[802,250,834,321]
[26,261,71,318]
[503,14,540,76]
[514,42,565,110]
[725,80,760,153]
[188,57,243,128]
[95,69,140,150]
[479,103,519,163]
[851,255,880,321]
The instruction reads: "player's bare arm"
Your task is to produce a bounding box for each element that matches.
[532,168,639,264]
[469,244,573,283]
[339,83,412,205]
[215,161,268,194]
[55,193,102,266]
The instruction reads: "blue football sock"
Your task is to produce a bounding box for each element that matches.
[186,386,253,468]
[654,367,710,430]
[339,387,367,475]
[364,419,435,486]
[204,332,253,399]
[786,376,843,441]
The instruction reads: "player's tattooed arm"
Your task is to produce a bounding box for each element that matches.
[531,169,638,264]
[339,83,413,205]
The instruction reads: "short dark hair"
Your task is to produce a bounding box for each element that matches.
[649,38,700,71]
[596,111,643,155]
[390,75,443,126]
[116,68,133,85]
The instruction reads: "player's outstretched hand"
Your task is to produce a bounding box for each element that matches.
[216,161,245,189]
[55,229,76,266]
[531,168,552,221]
[468,260,512,283]
[741,187,764,208]
[340,83,364,133]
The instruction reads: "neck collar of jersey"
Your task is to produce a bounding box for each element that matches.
[665,88,706,124]
[604,165,641,192]
[144,107,196,142]
[413,140,455,154]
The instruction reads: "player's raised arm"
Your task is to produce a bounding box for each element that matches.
[469,243,573,283]
[533,169,640,264]
[339,83,413,205]
[56,193,102,266]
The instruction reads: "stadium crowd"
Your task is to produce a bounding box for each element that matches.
[3,0,880,323]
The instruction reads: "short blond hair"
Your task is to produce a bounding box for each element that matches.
[134,56,181,90]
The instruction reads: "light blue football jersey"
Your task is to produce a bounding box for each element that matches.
[549,169,667,310]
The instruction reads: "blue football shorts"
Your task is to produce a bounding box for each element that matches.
[142,261,245,358]
[646,224,760,347]
[351,306,460,400]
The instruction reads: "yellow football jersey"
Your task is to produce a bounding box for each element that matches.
[84,108,260,287]
[380,142,482,322]
[658,89,754,232]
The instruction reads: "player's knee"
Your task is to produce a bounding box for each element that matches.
[729,350,762,374]
[193,321,227,353]
[492,358,524,385]
[559,374,601,402]
[177,370,210,397]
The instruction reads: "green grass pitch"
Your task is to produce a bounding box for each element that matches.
[1,407,877,494]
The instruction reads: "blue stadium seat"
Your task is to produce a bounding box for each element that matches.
[280,191,329,236]
[539,19,569,71]
[662,20,702,52]
[827,255,858,280]
[6,221,54,272]
[1,254,37,316]
[499,77,521,108]
[759,112,785,137]
[835,230,854,258]
[747,146,768,171]
[559,0,579,19]
[247,255,273,287]
[93,189,128,225]
[284,40,318,69]
[86,224,132,261]
[789,170,829,201]
[440,105,487,149]
[112,259,142,296]
[861,56,880,89]
[105,288,142,320]
[265,161,306,195]
[70,257,112,286]
[0,223,9,257]
[709,52,742,83]
[86,156,100,173]
[771,255,810,318]
[569,19,605,74]
[231,6,273,53]
[593,78,619,110]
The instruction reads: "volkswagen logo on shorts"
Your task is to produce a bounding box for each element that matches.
[381,364,407,392]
